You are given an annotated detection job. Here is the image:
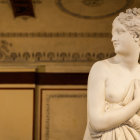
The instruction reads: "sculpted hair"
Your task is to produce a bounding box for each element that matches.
[114,8,140,43]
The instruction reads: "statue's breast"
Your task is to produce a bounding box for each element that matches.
[105,77,130,103]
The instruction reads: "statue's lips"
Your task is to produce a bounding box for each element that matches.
[113,42,119,47]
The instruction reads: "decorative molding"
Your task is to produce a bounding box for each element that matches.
[56,0,133,19]
[0,40,115,63]
[0,0,42,4]
[0,51,115,63]
[82,0,104,7]
[40,89,87,140]
[0,32,111,38]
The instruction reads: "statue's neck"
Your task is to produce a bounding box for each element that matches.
[114,54,139,71]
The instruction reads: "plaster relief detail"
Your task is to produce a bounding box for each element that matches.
[56,0,133,19]
[82,0,104,7]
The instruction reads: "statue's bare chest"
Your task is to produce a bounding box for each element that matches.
[105,68,140,103]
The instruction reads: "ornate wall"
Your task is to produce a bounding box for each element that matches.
[0,1,140,140]
[0,0,139,71]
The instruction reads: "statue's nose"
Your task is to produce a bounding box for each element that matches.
[111,35,118,42]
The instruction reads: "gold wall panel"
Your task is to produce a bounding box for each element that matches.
[0,87,34,140]
[40,86,87,140]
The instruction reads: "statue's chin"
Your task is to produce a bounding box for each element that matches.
[114,46,123,54]
[114,48,120,54]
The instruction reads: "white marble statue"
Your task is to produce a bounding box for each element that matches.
[83,8,140,140]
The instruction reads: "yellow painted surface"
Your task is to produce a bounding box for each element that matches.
[0,89,34,140]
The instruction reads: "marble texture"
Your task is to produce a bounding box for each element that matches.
[83,8,140,140]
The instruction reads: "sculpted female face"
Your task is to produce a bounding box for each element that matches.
[112,18,139,55]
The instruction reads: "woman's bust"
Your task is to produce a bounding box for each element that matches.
[83,8,140,140]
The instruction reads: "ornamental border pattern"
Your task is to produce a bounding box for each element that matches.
[43,93,87,140]
[56,0,133,19]
[0,51,115,63]
[0,39,115,63]
[0,0,42,4]
[0,32,111,38]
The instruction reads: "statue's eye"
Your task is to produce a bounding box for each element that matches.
[112,28,125,35]
[118,29,125,34]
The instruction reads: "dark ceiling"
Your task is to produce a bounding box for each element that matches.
[10,0,35,17]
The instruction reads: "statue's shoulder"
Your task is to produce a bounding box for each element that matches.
[89,60,109,77]
[90,60,109,71]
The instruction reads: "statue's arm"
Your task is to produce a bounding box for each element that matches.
[88,61,140,132]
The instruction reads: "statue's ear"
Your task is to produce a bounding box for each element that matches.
[132,32,139,42]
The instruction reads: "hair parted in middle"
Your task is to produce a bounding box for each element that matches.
[114,8,140,43]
